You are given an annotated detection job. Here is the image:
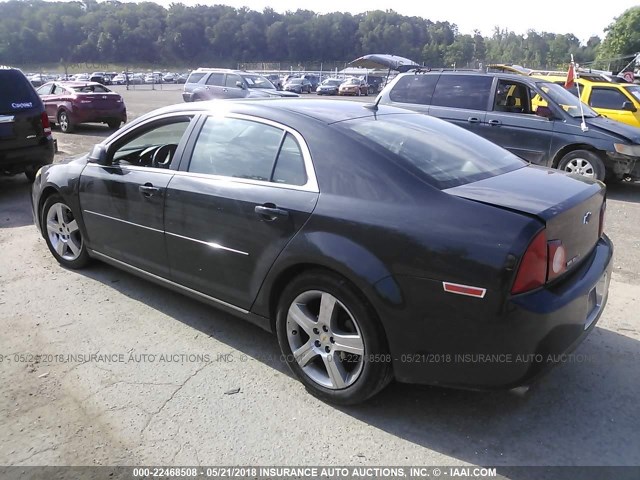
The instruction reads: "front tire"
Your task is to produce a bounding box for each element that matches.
[558,150,605,181]
[41,194,89,269]
[276,270,392,405]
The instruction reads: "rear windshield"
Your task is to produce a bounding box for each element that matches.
[71,85,111,93]
[0,70,40,113]
[338,113,525,189]
[186,72,206,84]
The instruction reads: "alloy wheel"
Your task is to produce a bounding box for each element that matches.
[46,202,83,261]
[564,158,595,177]
[286,290,365,389]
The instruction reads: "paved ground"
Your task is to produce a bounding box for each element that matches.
[0,88,639,471]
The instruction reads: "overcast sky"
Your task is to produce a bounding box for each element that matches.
[147,0,637,44]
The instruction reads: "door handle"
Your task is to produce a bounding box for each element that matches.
[139,183,160,197]
[467,117,481,123]
[488,119,502,126]
[255,204,289,221]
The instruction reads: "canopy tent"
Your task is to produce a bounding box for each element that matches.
[348,54,420,72]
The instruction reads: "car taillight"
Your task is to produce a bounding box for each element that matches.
[547,240,567,281]
[511,230,547,294]
[40,111,51,136]
[599,201,606,237]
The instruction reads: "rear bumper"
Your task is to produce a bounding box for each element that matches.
[182,92,194,102]
[384,235,614,389]
[0,138,55,172]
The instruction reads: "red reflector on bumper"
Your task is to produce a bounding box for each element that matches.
[443,282,486,298]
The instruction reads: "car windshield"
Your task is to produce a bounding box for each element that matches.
[242,74,275,89]
[338,113,525,189]
[288,79,303,85]
[538,82,598,118]
[323,79,342,86]
[345,78,359,85]
[624,85,640,103]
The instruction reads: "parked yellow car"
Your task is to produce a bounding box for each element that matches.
[533,75,640,128]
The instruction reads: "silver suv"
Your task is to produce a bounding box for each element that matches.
[182,68,298,102]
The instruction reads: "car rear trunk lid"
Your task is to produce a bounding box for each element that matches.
[445,165,605,278]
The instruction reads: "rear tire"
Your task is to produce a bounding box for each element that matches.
[558,150,605,181]
[107,120,121,130]
[276,270,393,405]
[58,111,74,133]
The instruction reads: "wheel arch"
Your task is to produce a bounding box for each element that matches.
[253,232,402,341]
[37,186,61,234]
[551,143,603,168]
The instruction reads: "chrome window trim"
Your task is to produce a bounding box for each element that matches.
[101,110,204,147]
[188,112,319,193]
[89,250,249,314]
[84,163,176,175]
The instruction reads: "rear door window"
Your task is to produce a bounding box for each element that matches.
[205,73,224,86]
[189,117,284,181]
[0,69,39,113]
[431,75,493,111]
[389,74,439,105]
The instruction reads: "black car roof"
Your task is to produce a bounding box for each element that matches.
[140,99,413,125]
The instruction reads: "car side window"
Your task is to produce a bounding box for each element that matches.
[494,80,532,114]
[225,74,242,88]
[110,117,193,168]
[431,75,493,110]
[205,73,224,86]
[389,75,439,105]
[589,88,629,110]
[189,117,284,181]
[272,133,307,186]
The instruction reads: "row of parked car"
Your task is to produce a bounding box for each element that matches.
[27,71,190,87]
[181,68,387,102]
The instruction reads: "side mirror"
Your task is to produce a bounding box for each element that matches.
[622,101,637,112]
[535,106,555,119]
[88,144,109,165]
[235,81,245,89]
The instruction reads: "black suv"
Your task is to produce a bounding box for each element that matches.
[1,67,55,181]
[377,71,640,182]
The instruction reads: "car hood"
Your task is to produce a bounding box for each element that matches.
[248,89,298,98]
[585,115,640,143]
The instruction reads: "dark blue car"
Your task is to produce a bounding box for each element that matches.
[31,99,612,404]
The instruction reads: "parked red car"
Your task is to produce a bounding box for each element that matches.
[35,81,127,133]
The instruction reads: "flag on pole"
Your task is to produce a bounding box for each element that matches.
[565,62,575,89]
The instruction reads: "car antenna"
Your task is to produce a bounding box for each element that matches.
[363,92,383,112]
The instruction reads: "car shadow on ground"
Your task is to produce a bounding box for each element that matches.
[0,176,34,228]
[78,260,640,472]
[607,180,640,204]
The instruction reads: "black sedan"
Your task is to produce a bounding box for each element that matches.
[31,99,613,405]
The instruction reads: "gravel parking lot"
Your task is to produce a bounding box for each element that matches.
[1,88,639,472]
